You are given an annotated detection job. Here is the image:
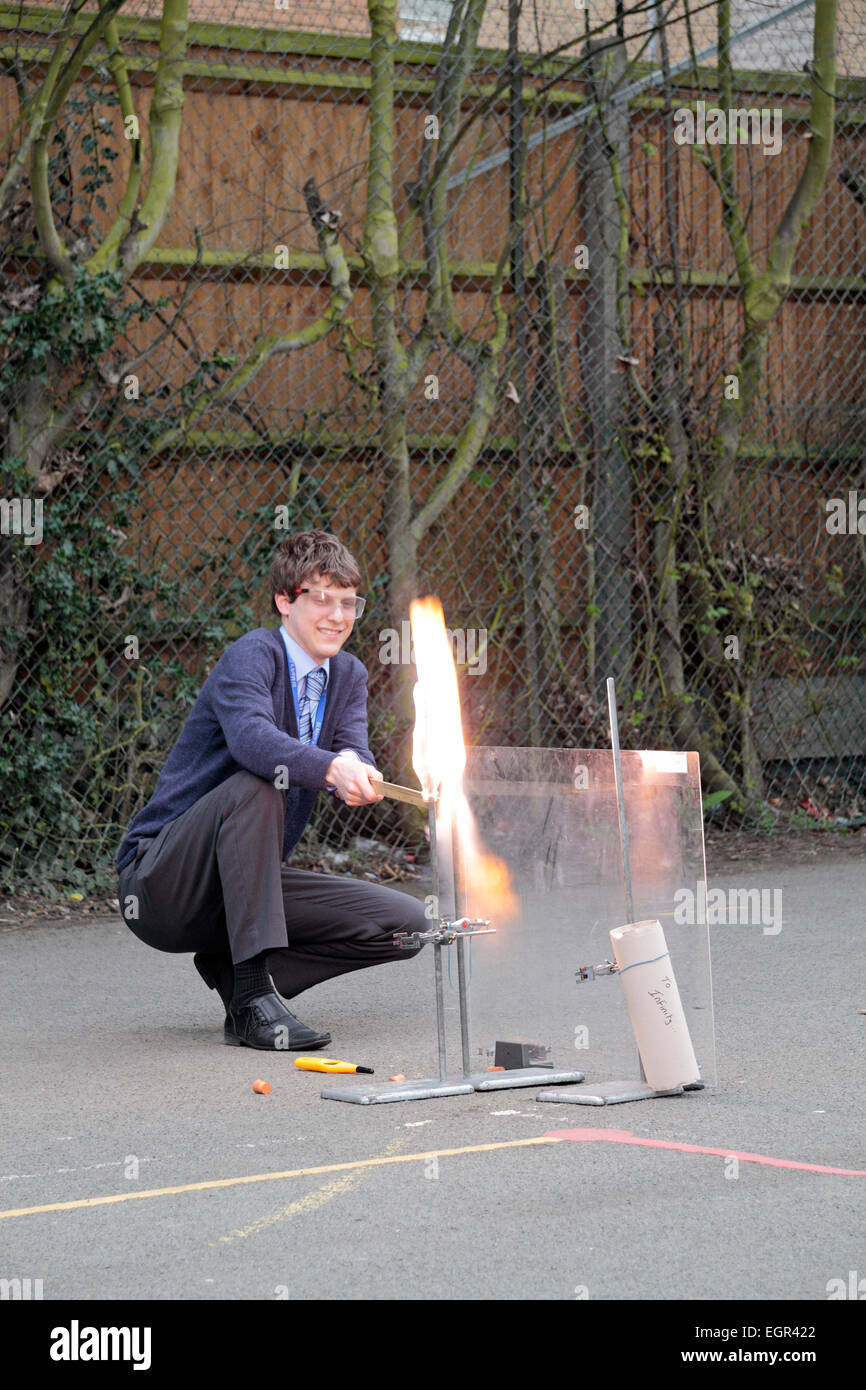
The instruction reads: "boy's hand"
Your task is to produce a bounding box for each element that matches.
[325,756,384,805]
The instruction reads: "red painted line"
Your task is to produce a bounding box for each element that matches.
[544,1129,866,1177]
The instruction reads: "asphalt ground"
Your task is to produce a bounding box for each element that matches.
[1,848,864,1310]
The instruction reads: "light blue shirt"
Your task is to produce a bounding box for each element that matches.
[278,625,329,706]
[277,624,360,765]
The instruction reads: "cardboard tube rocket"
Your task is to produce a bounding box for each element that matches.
[609,919,701,1091]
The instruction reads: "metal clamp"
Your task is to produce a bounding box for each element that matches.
[394,916,495,949]
[576,959,619,982]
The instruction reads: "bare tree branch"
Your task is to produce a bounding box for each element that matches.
[151,183,353,457]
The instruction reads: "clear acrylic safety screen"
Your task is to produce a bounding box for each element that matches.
[439,746,716,1087]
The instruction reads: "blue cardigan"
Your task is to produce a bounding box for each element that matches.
[115,627,374,872]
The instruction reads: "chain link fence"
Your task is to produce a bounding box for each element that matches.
[1,0,864,896]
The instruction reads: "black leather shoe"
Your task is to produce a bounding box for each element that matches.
[224,990,331,1051]
[194,952,235,1013]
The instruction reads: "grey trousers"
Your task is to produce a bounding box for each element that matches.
[117,770,425,998]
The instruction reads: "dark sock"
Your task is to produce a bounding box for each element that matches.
[231,951,271,1008]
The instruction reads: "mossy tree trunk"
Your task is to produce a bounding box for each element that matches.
[1,0,191,706]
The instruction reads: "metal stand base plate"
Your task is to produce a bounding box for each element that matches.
[470,1067,585,1091]
[537,1080,686,1105]
[321,1077,475,1105]
[322,1068,587,1104]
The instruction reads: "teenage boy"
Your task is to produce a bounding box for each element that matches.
[116,530,425,1051]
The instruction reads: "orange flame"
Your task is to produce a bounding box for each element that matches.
[410,597,517,922]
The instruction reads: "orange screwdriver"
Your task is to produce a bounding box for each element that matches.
[294,1056,374,1074]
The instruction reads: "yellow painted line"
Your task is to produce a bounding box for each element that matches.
[214,1138,409,1243]
[215,1171,361,1244]
[0,1136,563,1221]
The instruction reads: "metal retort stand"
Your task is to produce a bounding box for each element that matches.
[321,795,585,1105]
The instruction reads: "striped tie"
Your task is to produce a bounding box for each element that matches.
[298,667,326,744]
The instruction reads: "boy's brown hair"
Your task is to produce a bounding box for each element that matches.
[270,531,362,612]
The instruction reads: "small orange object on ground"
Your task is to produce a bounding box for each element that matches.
[252,1079,271,1094]
[486,1065,506,1072]
[387,1074,406,1081]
